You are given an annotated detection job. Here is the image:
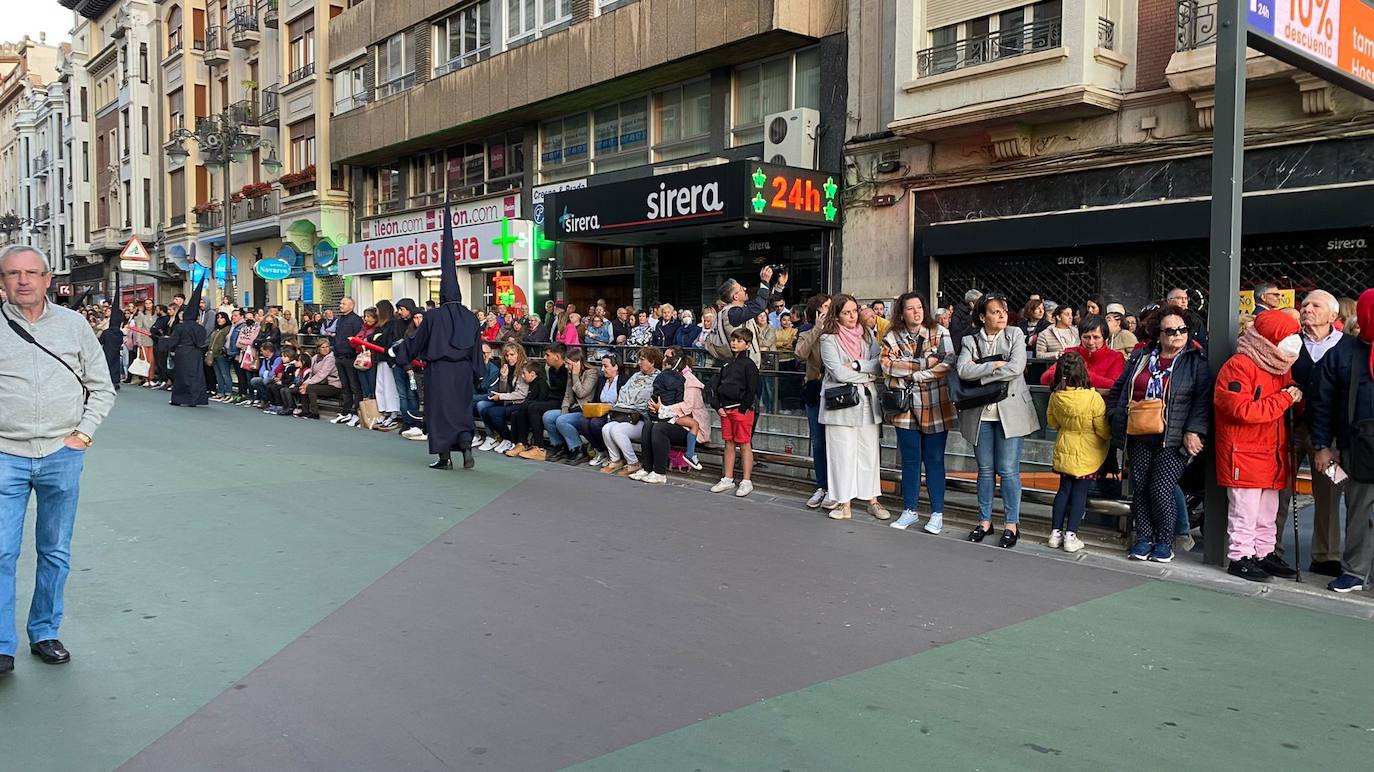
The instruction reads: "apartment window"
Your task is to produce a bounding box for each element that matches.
[592,98,648,172]
[84,202,91,240]
[376,33,414,97]
[731,50,818,146]
[124,181,132,226]
[437,1,492,74]
[372,166,402,212]
[289,118,316,172]
[539,113,588,182]
[653,80,711,161]
[333,64,367,112]
[918,2,1064,77]
[168,88,184,133]
[143,179,151,228]
[486,130,523,191]
[446,142,486,200]
[169,168,185,222]
[410,152,445,206]
[167,5,183,53]
[139,43,148,82]
[82,142,89,181]
[141,107,149,154]
[289,14,316,79]
[121,110,131,156]
[541,0,570,28]
[80,87,87,121]
[507,0,536,40]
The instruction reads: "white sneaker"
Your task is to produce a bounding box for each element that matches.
[495,440,515,453]
[402,427,424,439]
[710,478,736,494]
[346,415,362,428]
[923,512,943,534]
[734,480,754,497]
[821,498,840,510]
[1063,532,1085,553]
[891,510,920,530]
[479,436,499,451]
[644,472,668,484]
[806,488,827,509]
[330,413,350,424]
[410,432,428,442]
[1048,529,1064,549]
[629,469,650,481]
[588,452,606,467]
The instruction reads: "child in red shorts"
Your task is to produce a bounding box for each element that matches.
[708,328,761,497]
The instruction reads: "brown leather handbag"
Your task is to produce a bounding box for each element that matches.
[1126,399,1165,436]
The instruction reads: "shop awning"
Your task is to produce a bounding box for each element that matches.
[543,161,840,246]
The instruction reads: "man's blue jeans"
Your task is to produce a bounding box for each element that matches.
[544,410,586,450]
[0,446,85,656]
[975,421,1024,524]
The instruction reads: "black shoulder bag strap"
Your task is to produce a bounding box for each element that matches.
[2,303,91,405]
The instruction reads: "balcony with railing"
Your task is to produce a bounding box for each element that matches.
[894,8,1129,143]
[230,99,260,128]
[34,204,51,223]
[231,5,261,48]
[34,150,52,176]
[196,192,280,231]
[915,17,1064,78]
[333,88,371,114]
[1175,0,1215,51]
[260,84,280,122]
[263,0,278,28]
[1166,0,1299,121]
[203,26,230,65]
[287,62,315,85]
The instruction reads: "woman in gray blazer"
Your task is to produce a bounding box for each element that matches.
[819,294,891,522]
[956,295,1040,548]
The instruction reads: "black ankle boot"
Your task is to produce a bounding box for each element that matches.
[462,448,475,469]
[430,453,453,470]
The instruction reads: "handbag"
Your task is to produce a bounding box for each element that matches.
[239,348,258,371]
[128,348,151,378]
[355,348,374,370]
[947,332,1010,412]
[581,402,613,419]
[1126,399,1166,436]
[609,406,642,424]
[823,384,860,410]
[358,398,382,430]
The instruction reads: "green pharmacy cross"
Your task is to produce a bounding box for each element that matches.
[752,167,768,189]
[491,217,530,264]
[823,176,838,222]
[751,193,767,214]
[534,223,556,258]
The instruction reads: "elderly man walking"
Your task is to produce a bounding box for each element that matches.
[0,246,117,676]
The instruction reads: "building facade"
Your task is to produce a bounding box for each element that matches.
[0,37,62,257]
[846,0,1374,311]
[328,0,846,314]
[156,0,351,311]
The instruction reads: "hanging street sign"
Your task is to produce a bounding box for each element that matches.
[1246,0,1374,99]
[254,257,292,281]
[119,236,151,271]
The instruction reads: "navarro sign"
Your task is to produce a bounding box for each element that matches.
[543,161,840,241]
[338,219,534,277]
[254,258,292,281]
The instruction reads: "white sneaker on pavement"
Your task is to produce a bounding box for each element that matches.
[588,453,606,467]
[821,498,840,510]
[923,512,943,534]
[1048,529,1064,549]
[891,510,920,530]
[629,469,650,481]
[330,413,349,424]
[1063,532,1085,553]
[710,478,736,494]
[806,488,827,509]
[479,436,499,451]
[643,472,668,484]
[734,480,754,497]
[494,440,515,453]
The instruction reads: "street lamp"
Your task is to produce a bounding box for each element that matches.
[167,109,282,305]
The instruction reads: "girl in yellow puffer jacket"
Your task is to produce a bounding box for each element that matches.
[1046,352,1112,552]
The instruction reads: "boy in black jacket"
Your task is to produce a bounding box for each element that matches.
[708,328,760,497]
[517,344,569,461]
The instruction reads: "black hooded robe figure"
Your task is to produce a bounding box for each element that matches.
[169,278,210,406]
[392,203,479,470]
[99,305,125,390]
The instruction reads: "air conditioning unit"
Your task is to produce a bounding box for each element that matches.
[763,108,819,169]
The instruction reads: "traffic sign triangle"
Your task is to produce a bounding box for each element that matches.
[120,237,149,260]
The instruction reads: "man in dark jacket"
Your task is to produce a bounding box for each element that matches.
[714,266,786,365]
[948,289,981,354]
[1309,288,1374,593]
[331,297,364,424]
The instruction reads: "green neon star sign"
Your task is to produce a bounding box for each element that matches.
[751,193,767,214]
[491,217,529,264]
[823,201,838,222]
[752,167,767,189]
[823,176,838,200]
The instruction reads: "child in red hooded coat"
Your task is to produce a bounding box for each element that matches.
[1214,310,1304,582]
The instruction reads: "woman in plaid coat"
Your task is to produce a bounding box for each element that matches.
[881,292,957,534]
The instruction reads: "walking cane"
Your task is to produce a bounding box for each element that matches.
[1287,409,1302,584]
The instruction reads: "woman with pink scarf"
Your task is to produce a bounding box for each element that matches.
[818,293,889,522]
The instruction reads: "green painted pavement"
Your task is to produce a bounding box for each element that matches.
[2,390,535,772]
[570,581,1374,771]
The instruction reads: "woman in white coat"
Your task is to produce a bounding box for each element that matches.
[957,295,1040,548]
[819,294,891,522]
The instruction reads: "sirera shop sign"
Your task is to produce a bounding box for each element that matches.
[544,161,840,240]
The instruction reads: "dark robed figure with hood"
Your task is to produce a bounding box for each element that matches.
[392,204,480,469]
[168,277,210,406]
[98,304,125,388]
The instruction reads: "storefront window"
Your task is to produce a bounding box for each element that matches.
[731,48,820,146]
[654,80,711,162]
